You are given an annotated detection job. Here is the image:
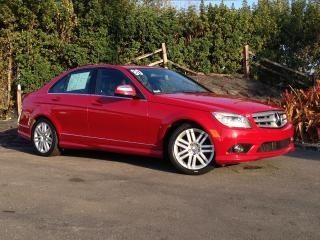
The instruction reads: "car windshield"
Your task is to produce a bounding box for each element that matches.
[129,68,209,94]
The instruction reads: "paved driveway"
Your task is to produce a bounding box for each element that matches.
[0,129,319,240]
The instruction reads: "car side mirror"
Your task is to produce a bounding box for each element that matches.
[114,85,137,98]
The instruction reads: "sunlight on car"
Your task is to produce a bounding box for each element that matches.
[18,65,294,175]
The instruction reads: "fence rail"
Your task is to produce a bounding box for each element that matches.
[127,42,200,75]
[242,44,314,86]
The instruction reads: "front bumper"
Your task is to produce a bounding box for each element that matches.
[210,123,294,165]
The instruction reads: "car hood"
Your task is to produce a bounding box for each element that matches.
[154,92,280,114]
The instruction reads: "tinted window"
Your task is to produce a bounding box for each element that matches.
[49,76,68,93]
[129,68,208,94]
[49,69,95,94]
[95,68,131,96]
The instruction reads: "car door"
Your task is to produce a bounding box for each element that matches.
[48,68,96,144]
[87,67,151,148]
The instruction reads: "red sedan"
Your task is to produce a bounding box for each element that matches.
[18,64,294,174]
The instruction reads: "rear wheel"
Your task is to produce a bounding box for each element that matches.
[168,124,215,175]
[32,119,60,156]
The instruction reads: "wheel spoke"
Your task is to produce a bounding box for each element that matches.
[192,155,197,168]
[199,152,209,163]
[173,128,215,171]
[177,137,189,145]
[187,155,193,168]
[196,131,205,142]
[46,136,53,145]
[42,142,46,152]
[196,154,206,166]
[38,141,43,152]
[198,133,208,145]
[176,142,189,150]
[201,144,214,153]
[186,130,192,143]
[35,127,42,136]
[201,145,213,149]
[40,123,45,133]
[44,142,50,152]
[179,151,189,161]
[202,149,214,153]
[190,129,196,142]
[177,149,188,157]
[33,122,53,154]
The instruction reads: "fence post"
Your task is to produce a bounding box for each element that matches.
[17,84,22,118]
[162,43,168,68]
[243,44,250,77]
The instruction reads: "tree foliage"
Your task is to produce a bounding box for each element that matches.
[0,0,319,112]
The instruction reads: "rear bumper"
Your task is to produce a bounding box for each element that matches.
[211,123,295,165]
[18,123,31,141]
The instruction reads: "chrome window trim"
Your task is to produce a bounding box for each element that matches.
[47,92,147,101]
[48,68,95,95]
[47,67,147,100]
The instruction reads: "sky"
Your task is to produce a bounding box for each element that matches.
[171,0,257,9]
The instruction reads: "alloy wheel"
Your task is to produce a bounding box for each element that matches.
[173,128,214,170]
[33,122,53,154]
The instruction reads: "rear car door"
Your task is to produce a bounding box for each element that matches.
[48,68,96,143]
[87,67,151,148]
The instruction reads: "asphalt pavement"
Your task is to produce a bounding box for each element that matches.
[0,130,319,240]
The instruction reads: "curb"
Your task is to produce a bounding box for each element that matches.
[295,143,320,152]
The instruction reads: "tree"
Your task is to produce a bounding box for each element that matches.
[1,0,320,118]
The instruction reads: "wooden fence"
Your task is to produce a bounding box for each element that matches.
[127,42,200,76]
[17,84,22,118]
[242,44,314,86]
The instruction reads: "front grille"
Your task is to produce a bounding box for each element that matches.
[252,111,287,128]
[258,139,290,152]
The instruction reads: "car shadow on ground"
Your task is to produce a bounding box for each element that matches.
[0,128,34,153]
[0,128,179,174]
[2,128,318,174]
[286,149,320,161]
[63,149,178,174]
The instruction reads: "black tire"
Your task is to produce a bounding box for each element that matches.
[168,123,215,175]
[32,118,60,156]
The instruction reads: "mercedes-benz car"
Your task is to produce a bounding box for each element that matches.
[18,64,294,174]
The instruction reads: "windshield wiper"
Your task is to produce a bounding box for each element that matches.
[181,90,206,93]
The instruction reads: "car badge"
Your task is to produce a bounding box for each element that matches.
[274,112,282,127]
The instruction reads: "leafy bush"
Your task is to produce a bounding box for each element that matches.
[282,81,320,143]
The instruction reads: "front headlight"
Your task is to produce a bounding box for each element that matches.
[213,112,251,128]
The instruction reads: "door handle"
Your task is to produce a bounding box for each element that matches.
[91,99,103,106]
[91,102,103,106]
[96,98,104,104]
[51,97,60,102]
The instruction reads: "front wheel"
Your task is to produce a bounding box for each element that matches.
[32,119,60,156]
[168,124,215,175]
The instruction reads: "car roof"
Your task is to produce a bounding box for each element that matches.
[73,63,161,70]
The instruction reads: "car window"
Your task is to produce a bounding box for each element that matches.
[129,68,208,94]
[95,68,132,96]
[49,76,68,93]
[49,69,95,94]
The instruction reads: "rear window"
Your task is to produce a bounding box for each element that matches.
[49,69,96,94]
